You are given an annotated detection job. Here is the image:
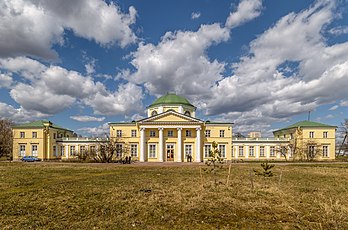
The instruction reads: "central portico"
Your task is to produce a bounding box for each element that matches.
[109,93,232,162]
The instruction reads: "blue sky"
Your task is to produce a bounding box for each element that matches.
[0,0,348,137]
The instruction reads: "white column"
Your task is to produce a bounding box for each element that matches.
[159,128,164,162]
[140,128,146,162]
[245,145,249,159]
[178,106,184,114]
[65,144,69,159]
[159,106,164,113]
[177,128,182,162]
[255,145,259,159]
[196,128,202,162]
[266,145,270,159]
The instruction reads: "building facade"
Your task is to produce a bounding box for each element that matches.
[12,94,337,161]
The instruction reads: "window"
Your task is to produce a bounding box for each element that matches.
[185,130,191,137]
[238,146,244,157]
[308,145,315,158]
[53,146,57,157]
[204,144,211,158]
[205,130,211,137]
[220,130,225,137]
[131,144,138,157]
[219,145,226,158]
[116,130,122,137]
[283,134,286,138]
[260,146,265,157]
[270,146,275,157]
[185,145,192,159]
[53,133,56,139]
[309,131,314,138]
[90,146,96,153]
[168,130,174,137]
[19,145,26,156]
[116,144,123,157]
[32,145,38,156]
[20,132,25,138]
[184,111,191,116]
[151,111,157,116]
[32,132,37,138]
[70,146,75,156]
[323,146,328,157]
[150,130,156,137]
[80,146,85,153]
[290,133,293,139]
[231,147,234,157]
[249,146,254,157]
[149,144,156,158]
[323,132,328,138]
[60,146,64,156]
[131,130,137,137]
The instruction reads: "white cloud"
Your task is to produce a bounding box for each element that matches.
[1,57,144,116]
[0,0,137,60]
[328,26,348,35]
[70,115,105,122]
[0,73,13,89]
[191,12,201,20]
[340,100,348,107]
[77,122,110,137]
[225,0,262,29]
[125,23,229,98]
[329,105,339,110]
[0,102,48,123]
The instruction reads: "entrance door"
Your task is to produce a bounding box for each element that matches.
[166,144,174,161]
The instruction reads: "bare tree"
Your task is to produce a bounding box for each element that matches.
[338,119,348,156]
[0,119,13,160]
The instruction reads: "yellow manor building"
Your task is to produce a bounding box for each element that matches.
[12,93,337,161]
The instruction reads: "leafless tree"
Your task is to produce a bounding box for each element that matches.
[0,119,13,160]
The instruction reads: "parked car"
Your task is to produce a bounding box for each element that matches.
[21,156,41,162]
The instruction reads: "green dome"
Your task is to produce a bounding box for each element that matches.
[149,93,194,108]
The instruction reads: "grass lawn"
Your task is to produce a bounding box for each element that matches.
[1,162,348,229]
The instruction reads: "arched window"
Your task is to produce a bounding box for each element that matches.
[151,111,157,116]
[184,111,191,116]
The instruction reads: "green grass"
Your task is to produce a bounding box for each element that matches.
[1,162,348,229]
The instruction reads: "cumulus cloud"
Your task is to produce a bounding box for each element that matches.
[0,73,13,89]
[70,115,105,122]
[0,102,48,123]
[225,0,262,29]
[124,23,230,98]
[205,0,348,133]
[0,57,144,117]
[77,122,110,137]
[191,12,201,20]
[0,0,137,60]
[328,26,348,35]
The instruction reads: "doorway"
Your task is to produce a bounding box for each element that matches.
[166,144,174,161]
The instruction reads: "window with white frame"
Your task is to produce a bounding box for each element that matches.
[205,130,211,137]
[149,144,156,158]
[308,145,315,158]
[323,146,328,157]
[309,131,314,138]
[32,145,38,156]
[131,144,138,157]
[150,130,156,137]
[185,144,192,158]
[168,130,174,137]
[220,130,225,137]
[90,146,96,153]
[131,130,137,137]
[219,145,226,158]
[80,146,85,153]
[116,130,122,137]
[323,132,328,138]
[249,146,254,157]
[70,146,75,156]
[270,146,275,157]
[32,132,37,138]
[204,144,211,158]
[260,146,265,157]
[19,145,25,156]
[185,130,191,137]
[238,146,244,157]
[60,146,64,156]
[20,132,25,138]
[116,144,123,157]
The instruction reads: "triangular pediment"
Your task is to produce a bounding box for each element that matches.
[138,110,202,124]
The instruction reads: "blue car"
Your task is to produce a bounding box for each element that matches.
[21,156,41,162]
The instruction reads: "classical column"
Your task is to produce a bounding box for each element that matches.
[177,128,182,162]
[159,128,164,162]
[140,128,146,162]
[195,127,202,162]
[245,145,249,159]
[65,144,69,159]
[255,145,259,159]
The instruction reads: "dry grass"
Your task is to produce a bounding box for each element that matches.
[0,162,348,229]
